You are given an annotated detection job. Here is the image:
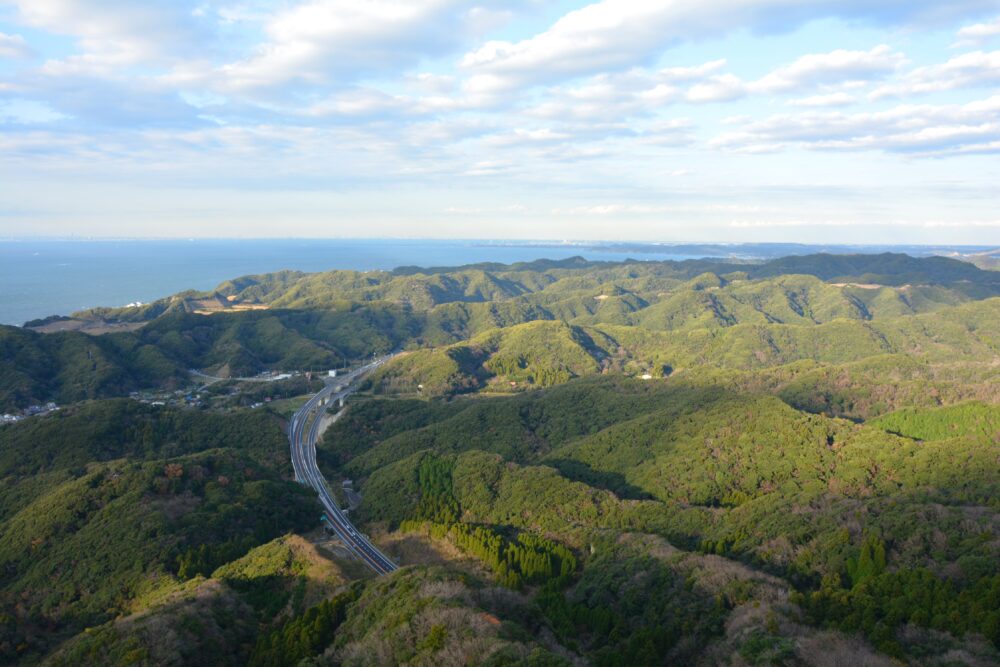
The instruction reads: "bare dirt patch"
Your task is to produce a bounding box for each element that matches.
[372,528,493,580]
[27,319,146,335]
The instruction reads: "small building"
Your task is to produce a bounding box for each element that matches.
[641,373,653,380]
[328,369,338,377]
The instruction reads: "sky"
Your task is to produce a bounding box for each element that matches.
[1,0,1000,244]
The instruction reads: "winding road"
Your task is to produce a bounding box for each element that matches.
[288,357,398,575]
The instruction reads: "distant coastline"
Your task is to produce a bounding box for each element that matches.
[2,238,995,327]
[0,238,696,326]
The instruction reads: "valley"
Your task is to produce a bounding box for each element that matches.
[0,253,998,665]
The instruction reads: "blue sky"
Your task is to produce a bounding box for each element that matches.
[1,0,999,243]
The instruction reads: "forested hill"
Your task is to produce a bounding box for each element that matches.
[4,253,1000,411]
[743,252,998,285]
[70,252,1000,322]
[1,252,999,665]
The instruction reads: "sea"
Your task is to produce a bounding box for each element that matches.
[1,239,708,326]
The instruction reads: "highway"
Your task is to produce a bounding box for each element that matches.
[288,357,398,575]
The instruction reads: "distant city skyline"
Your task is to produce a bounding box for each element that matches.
[2,1,1000,243]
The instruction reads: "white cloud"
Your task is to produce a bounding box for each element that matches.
[521,63,726,121]
[460,0,756,93]
[210,2,274,25]
[790,92,858,107]
[0,1,211,127]
[443,203,530,215]
[464,159,514,176]
[300,88,409,117]
[0,32,32,59]
[459,0,986,92]
[552,204,674,216]
[723,219,855,228]
[751,45,905,93]
[871,50,1000,98]
[408,72,458,94]
[687,74,746,103]
[215,0,482,91]
[399,117,495,147]
[921,219,1000,227]
[729,218,1000,227]
[519,46,900,127]
[552,202,773,215]
[483,128,573,147]
[524,45,906,121]
[6,0,200,71]
[711,95,1000,155]
[687,46,904,103]
[955,16,1000,45]
[641,118,696,146]
[527,45,903,117]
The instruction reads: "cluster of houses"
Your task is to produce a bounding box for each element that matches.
[3,368,340,425]
[1,402,59,425]
[129,389,204,409]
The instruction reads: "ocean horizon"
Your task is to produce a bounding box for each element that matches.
[1,238,707,326]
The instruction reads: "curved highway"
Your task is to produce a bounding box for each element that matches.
[288,357,398,575]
